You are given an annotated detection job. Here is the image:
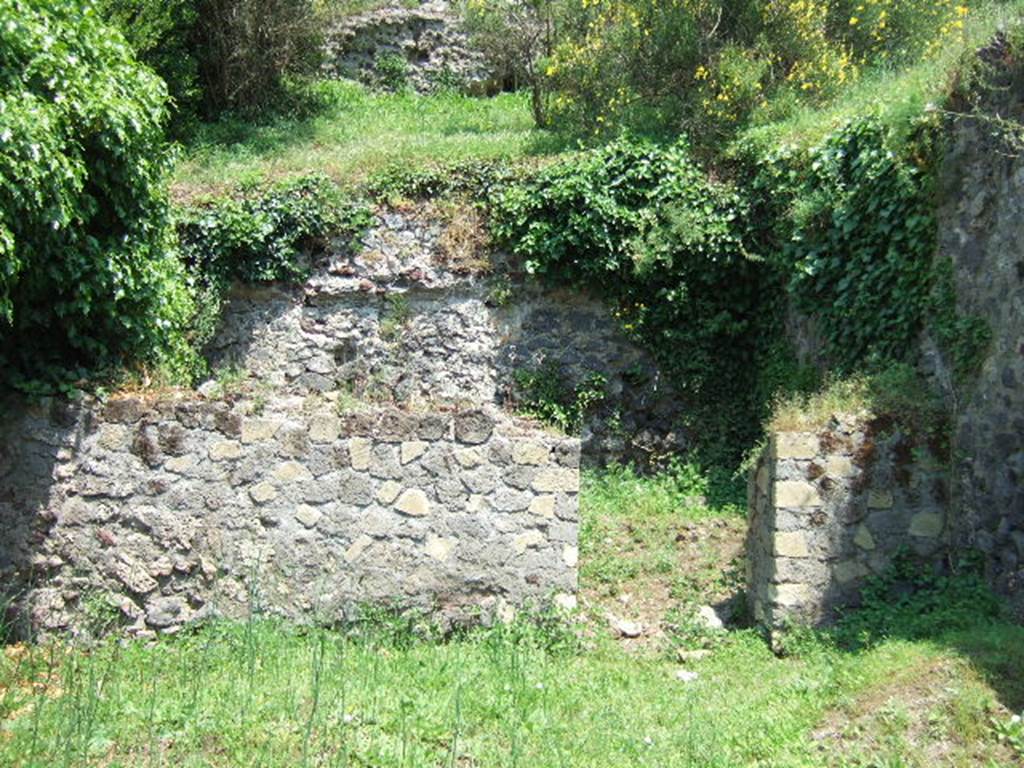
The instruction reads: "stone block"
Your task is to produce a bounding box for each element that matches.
[395,488,430,516]
[376,480,402,505]
[512,442,550,466]
[424,535,455,562]
[768,583,813,608]
[909,511,944,538]
[401,440,428,464]
[825,456,854,477]
[774,531,810,558]
[241,419,283,444]
[867,489,894,509]
[349,438,372,471]
[165,455,197,474]
[834,560,869,584]
[295,505,323,529]
[210,441,242,461]
[272,461,313,484]
[455,447,483,468]
[853,524,876,550]
[562,545,578,568]
[96,424,131,452]
[513,530,544,554]
[249,482,278,504]
[528,495,556,519]
[309,416,341,444]
[775,481,822,508]
[775,433,819,459]
[344,534,373,563]
[454,411,494,444]
[531,468,579,494]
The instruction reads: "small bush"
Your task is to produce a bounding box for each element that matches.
[835,553,1003,648]
[192,0,324,117]
[512,362,606,434]
[177,174,370,285]
[373,52,409,91]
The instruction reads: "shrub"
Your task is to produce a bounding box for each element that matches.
[834,552,1002,648]
[373,52,409,91]
[461,0,561,126]
[190,0,324,117]
[0,0,197,389]
[177,175,368,284]
[542,0,972,144]
[97,0,201,132]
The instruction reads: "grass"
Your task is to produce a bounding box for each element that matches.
[2,466,1021,767]
[736,0,1024,153]
[172,82,569,201]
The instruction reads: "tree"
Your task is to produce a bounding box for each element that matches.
[461,0,561,127]
[0,0,195,387]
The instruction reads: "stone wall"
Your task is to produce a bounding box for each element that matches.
[931,45,1024,619]
[207,207,687,467]
[322,1,491,93]
[0,396,579,637]
[747,417,948,630]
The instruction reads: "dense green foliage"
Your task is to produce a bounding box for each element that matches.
[98,0,324,124]
[97,0,200,132]
[835,554,1004,648]
[177,174,369,285]
[0,0,196,388]
[486,0,980,145]
[745,116,940,370]
[490,138,784,463]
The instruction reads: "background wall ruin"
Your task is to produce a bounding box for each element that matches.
[207,208,687,468]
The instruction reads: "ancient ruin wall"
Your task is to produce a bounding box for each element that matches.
[747,418,948,629]
[322,1,490,93]
[0,397,579,636]
[931,59,1024,617]
[207,208,687,467]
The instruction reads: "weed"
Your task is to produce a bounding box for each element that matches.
[379,294,412,343]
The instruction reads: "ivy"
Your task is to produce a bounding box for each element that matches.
[760,117,939,371]
[175,174,372,371]
[491,137,785,466]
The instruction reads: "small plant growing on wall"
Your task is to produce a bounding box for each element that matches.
[379,294,412,343]
[374,52,409,91]
[512,362,606,433]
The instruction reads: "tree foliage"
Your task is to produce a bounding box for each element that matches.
[0,0,196,388]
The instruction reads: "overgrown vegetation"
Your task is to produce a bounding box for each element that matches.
[0,0,197,391]
[98,0,325,125]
